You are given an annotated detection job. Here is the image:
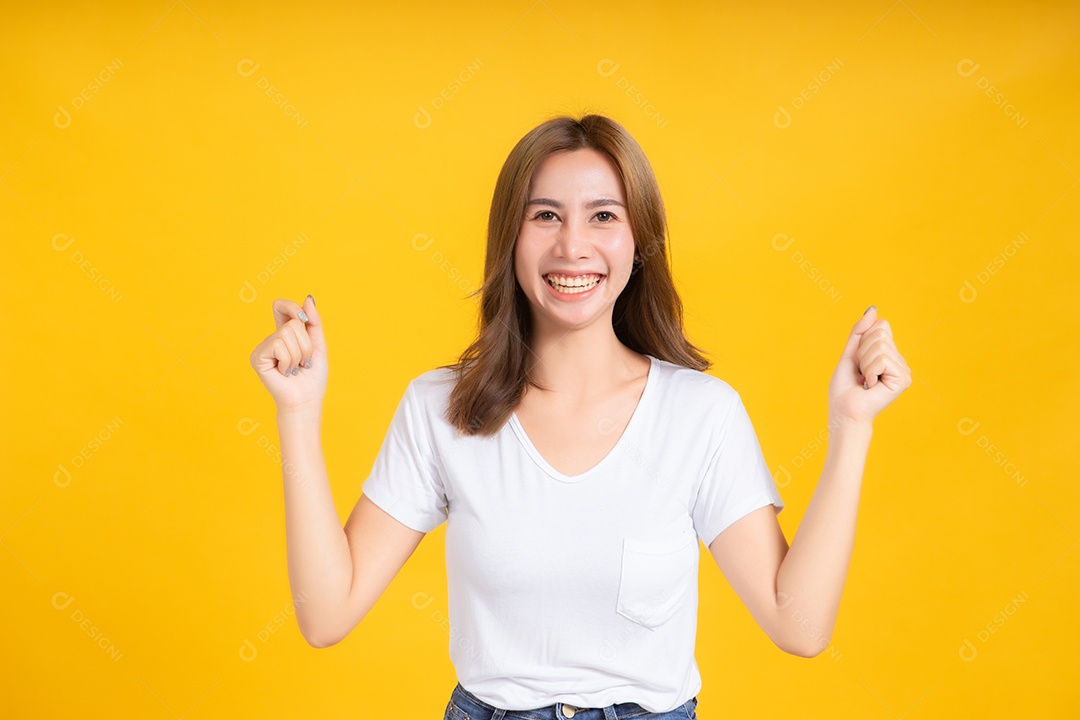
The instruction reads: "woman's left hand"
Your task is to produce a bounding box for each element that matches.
[827,306,912,428]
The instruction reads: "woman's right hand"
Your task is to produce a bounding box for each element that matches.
[249,295,327,413]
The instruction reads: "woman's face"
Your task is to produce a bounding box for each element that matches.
[514,148,636,335]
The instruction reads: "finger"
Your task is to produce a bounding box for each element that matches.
[299,294,325,360]
[256,335,293,377]
[272,298,309,331]
[839,305,878,364]
[862,354,886,389]
[283,318,314,371]
[855,325,893,369]
[865,318,893,340]
[860,351,908,390]
[859,341,910,389]
[860,346,908,383]
[274,326,303,376]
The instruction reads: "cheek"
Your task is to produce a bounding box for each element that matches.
[605,231,636,291]
[599,229,635,260]
[512,256,524,286]
[513,238,532,285]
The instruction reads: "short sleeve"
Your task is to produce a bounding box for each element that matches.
[692,393,784,547]
[360,380,448,533]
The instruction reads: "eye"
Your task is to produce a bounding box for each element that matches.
[533,210,558,221]
[595,211,618,222]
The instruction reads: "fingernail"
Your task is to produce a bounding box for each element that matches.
[292,367,299,375]
[307,294,316,307]
[298,309,309,323]
[304,359,312,368]
[864,305,876,315]
[863,380,868,390]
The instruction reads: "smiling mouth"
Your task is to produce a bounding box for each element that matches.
[544,273,604,294]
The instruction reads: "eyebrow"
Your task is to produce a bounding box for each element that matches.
[526,197,626,209]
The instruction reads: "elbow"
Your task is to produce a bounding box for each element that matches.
[302,627,346,649]
[306,635,340,649]
[298,617,346,649]
[780,640,825,658]
[768,609,835,658]
[769,625,828,658]
[298,601,368,648]
[773,632,830,658]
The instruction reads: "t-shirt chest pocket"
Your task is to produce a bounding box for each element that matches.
[615,526,697,630]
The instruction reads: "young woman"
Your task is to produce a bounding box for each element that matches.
[249,114,911,719]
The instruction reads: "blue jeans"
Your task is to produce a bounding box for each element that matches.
[444,683,698,720]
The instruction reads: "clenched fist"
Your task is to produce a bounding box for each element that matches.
[249,295,327,413]
[827,305,912,428]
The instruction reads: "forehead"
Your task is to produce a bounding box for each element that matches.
[529,148,624,198]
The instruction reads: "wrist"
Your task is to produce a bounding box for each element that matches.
[276,402,323,424]
[824,416,873,466]
[826,414,873,442]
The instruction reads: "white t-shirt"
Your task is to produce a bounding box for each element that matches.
[360,354,785,712]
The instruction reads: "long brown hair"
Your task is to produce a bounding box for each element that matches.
[440,114,710,436]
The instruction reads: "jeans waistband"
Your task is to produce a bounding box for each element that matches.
[445,683,698,720]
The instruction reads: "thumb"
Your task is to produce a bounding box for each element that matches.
[839,305,877,363]
[302,294,327,355]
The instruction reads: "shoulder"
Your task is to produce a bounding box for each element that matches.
[410,365,457,392]
[646,357,753,453]
[650,356,741,410]
[396,365,458,418]
[647,356,750,438]
[400,364,456,397]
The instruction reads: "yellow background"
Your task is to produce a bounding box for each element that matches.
[3,1,1077,717]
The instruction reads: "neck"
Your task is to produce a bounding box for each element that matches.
[524,320,646,397]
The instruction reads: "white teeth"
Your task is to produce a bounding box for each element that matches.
[546,274,601,293]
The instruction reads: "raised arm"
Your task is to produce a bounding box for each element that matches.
[708,306,910,657]
[276,406,425,647]
[251,296,426,648]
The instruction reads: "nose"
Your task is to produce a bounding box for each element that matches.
[554,216,589,259]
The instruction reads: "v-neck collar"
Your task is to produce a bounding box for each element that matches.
[508,355,657,483]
